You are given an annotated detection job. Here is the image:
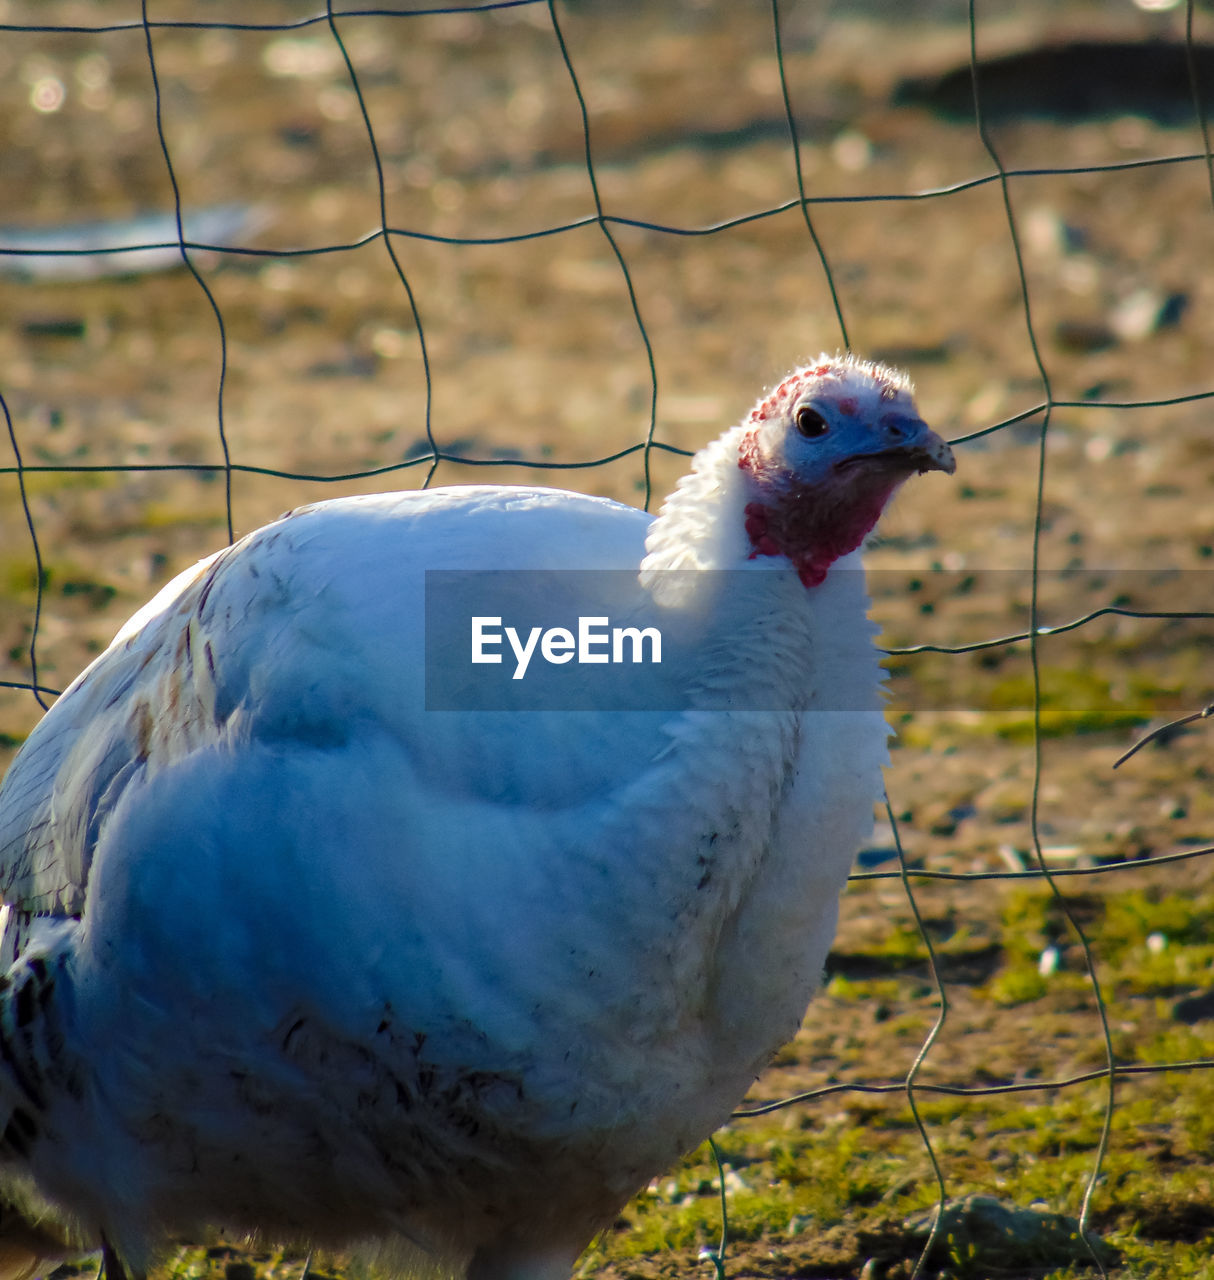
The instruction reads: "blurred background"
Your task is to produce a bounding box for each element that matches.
[2,2,1214,1276]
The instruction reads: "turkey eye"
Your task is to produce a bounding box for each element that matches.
[794,406,828,438]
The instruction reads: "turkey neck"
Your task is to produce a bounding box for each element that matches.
[584,424,886,981]
[638,423,881,716]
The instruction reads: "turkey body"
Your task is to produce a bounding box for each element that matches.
[0,356,950,1280]
[0,490,884,1277]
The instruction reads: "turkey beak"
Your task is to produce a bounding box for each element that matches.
[840,422,952,478]
[906,424,956,475]
[882,417,956,476]
[833,418,956,476]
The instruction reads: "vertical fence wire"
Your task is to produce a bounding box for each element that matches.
[547,0,660,509]
[964,3,1114,1270]
[326,1,439,489]
[770,0,850,352]
[141,0,235,544]
[0,390,47,710]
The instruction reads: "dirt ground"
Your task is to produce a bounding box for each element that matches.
[2,1,1214,1276]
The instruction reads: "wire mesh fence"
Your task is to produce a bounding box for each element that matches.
[2,1,1214,1276]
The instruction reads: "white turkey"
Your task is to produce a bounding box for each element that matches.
[0,354,953,1280]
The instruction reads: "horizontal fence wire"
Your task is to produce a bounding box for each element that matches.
[3,2,1214,1275]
